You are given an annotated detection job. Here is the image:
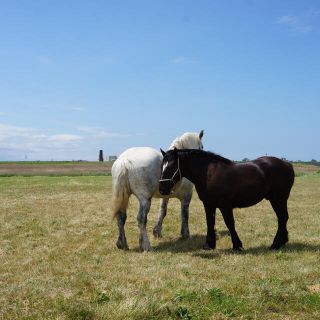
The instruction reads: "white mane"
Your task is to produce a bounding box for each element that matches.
[169,132,203,150]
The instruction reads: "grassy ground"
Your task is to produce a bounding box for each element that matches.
[0,172,319,319]
[0,162,113,177]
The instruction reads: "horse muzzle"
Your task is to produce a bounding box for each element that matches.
[158,181,173,196]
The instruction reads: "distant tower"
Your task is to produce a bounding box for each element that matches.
[99,150,104,162]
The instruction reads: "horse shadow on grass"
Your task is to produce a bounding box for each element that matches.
[151,230,231,258]
[241,242,320,256]
[153,234,207,253]
[151,231,320,259]
[200,242,320,259]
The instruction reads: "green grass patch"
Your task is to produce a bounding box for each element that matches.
[303,293,320,309]
[295,171,307,177]
[0,175,319,319]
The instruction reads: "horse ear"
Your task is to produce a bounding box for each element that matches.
[160,148,166,157]
[199,130,204,140]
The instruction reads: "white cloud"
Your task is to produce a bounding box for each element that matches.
[70,107,85,112]
[0,123,136,160]
[171,56,187,64]
[0,123,83,160]
[170,56,198,65]
[48,134,82,142]
[38,55,53,65]
[0,124,36,141]
[276,15,312,33]
[77,126,129,138]
[276,10,320,33]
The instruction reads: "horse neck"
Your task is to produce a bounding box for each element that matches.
[179,152,207,185]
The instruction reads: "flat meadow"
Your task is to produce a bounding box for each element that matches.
[0,163,319,319]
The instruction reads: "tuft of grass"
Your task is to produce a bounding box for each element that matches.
[174,290,199,302]
[303,293,320,309]
[206,288,249,317]
[94,290,110,304]
[168,306,194,320]
[66,305,95,320]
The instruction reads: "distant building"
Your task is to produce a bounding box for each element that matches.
[108,155,117,161]
[99,150,104,162]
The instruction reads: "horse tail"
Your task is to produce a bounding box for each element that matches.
[111,159,131,219]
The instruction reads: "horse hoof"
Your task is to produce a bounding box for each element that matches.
[270,243,285,250]
[140,245,151,252]
[116,241,129,250]
[153,226,162,238]
[233,246,244,252]
[203,243,215,250]
[181,232,190,239]
[139,240,151,252]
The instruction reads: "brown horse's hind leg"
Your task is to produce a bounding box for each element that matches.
[269,199,289,250]
[220,206,243,251]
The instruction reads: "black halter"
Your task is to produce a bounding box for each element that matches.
[159,157,181,186]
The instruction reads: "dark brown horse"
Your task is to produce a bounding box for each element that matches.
[159,149,294,251]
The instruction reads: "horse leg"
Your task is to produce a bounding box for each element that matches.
[180,192,192,239]
[153,198,169,238]
[220,207,243,251]
[116,211,129,250]
[203,204,216,250]
[270,199,289,250]
[137,198,152,252]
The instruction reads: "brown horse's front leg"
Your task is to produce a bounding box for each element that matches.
[203,204,216,250]
[220,206,243,251]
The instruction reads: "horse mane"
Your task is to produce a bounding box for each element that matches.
[178,149,233,165]
[169,132,201,149]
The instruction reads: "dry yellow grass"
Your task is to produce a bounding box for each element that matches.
[0,173,319,319]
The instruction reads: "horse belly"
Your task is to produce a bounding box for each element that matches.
[232,195,265,208]
[231,184,267,208]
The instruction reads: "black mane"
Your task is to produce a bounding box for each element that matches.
[177,149,233,165]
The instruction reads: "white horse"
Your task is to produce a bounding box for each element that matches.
[111,130,204,251]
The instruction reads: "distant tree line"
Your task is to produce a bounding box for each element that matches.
[239,158,320,167]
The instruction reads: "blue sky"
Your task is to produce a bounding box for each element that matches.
[0,1,319,161]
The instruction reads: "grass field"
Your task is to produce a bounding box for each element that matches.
[0,165,319,319]
[0,162,113,177]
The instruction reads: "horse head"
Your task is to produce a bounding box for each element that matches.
[159,148,181,195]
